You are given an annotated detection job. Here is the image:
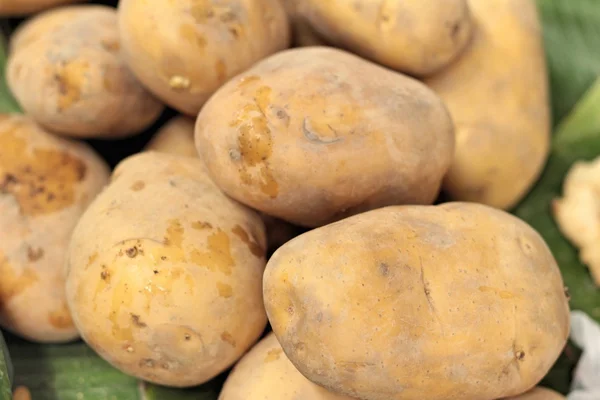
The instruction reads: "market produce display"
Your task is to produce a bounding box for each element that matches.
[1,0,599,399]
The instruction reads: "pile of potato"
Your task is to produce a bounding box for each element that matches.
[0,0,570,399]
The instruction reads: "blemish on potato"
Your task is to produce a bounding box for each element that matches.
[140,358,156,368]
[190,0,214,23]
[231,225,264,257]
[54,60,89,111]
[215,59,227,82]
[216,282,233,298]
[131,313,147,327]
[87,252,98,268]
[238,75,260,88]
[130,181,146,191]
[179,23,207,48]
[0,255,39,307]
[26,246,44,262]
[221,331,236,347]
[125,246,138,258]
[264,348,283,362]
[169,75,191,91]
[302,117,343,144]
[192,221,213,230]
[164,219,185,247]
[479,286,515,299]
[101,38,120,52]
[189,230,235,275]
[48,302,74,329]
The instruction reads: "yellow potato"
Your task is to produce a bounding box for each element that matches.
[0,114,110,343]
[195,47,455,227]
[264,202,570,400]
[145,116,198,158]
[0,0,83,16]
[505,387,565,400]
[118,0,290,116]
[425,0,550,209]
[296,0,472,76]
[66,152,268,387]
[6,6,165,139]
[219,332,355,400]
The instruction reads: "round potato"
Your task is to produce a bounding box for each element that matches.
[6,6,165,139]
[0,114,110,343]
[505,387,565,400]
[145,116,198,158]
[195,47,455,227]
[425,0,550,210]
[65,152,268,387]
[264,202,570,400]
[0,0,83,16]
[118,0,290,116]
[295,0,472,76]
[219,332,355,400]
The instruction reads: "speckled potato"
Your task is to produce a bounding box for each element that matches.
[195,47,455,227]
[0,114,110,343]
[145,116,198,158]
[219,332,355,400]
[296,0,472,76]
[65,152,268,387]
[425,0,550,209]
[505,387,565,400]
[118,0,290,116]
[0,0,83,16]
[264,202,570,400]
[6,6,164,139]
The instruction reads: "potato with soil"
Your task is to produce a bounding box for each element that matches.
[295,0,472,76]
[145,116,198,158]
[264,202,570,400]
[0,0,83,16]
[219,332,354,400]
[425,0,550,210]
[195,47,454,228]
[0,114,110,343]
[65,152,268,387]
[6,6,164,139]
[118,0,290,116]
[505,387,565,400]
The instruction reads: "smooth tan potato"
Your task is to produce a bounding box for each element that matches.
[219,332,355,400]
[118,0,290,116]
[0,0,83,16]
[0,114,110,343]
[195,47,455,227]
[296,0,472,76]
[66,152,268,387]
[425,0,550,210]
[7,6,164,139]
[264,202,570,400]
[145,116,198,158]
[504,387,565,400]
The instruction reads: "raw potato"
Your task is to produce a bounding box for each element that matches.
[504,387,565,400]
[219,332,355,400]
[425,0,550,210]
[195,47,455,227]
[118,0,290,116]
[296,0,472,76]
[65,152,268,387]
[145,116,198,158]
[6,6,164,139]
[0,0,83,16]
[264,202,570,400]
[0,114,110,343]
[552,157,600,286]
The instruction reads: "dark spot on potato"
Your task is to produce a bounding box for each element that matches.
[153,270,159,274]
[130,314,147,327]
[125,247,138,258]
[184,333,191,341]
[130,181,145,191]
[100,270,110,282]
[264,348,283,362]
[48,302,74,329]
[564,286,571,301]
[26,247,44,262]
[287,305,294,315]
[192,221,213,230]
[379,263,389,276]
[516,350,525,361]
[231,225,264,257]
[161,363,170,370]
[221,331,236,347]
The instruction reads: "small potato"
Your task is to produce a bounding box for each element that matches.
[505,387,565,400]
[219,332,354,400]
[425,0,550,209]
[0,114,110,343]
[7,6,165,139]
[65,152,268,387]
[118,0,290,116]
[145,116,198,158]
[0,0,83,16]
[296,0,472,76]
[264,202,570,400]
[195,47,454,227]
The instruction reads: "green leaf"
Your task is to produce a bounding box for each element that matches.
[0,331,12,400]
[0,31,21,114]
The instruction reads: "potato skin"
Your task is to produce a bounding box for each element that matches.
[145,116,198,158]
[195,47,454,228]
[6,6,164,139]
[118,0,290,116]
[425,0,550,210]
[219,332,354,400]
[65,152,268,387]
[0,0,83,16]
[296,0,472,76]
[505,387,565,400]
[0,114,110,343]
[264,202,570,400]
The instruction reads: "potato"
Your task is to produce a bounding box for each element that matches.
[0,114,110,343]
[264,202,570,400]
[219,332,354,400]
[281,0,326,47]
[118,0,290,116]
[6,6,165,139]
[0,0,83,16]
[295,0,472,76]
[145,116,198,158]
[65,152,268,387]
[425,0,550,210]
[505,387,565,400]
[195,47,455,227]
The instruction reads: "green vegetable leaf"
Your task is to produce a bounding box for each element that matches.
[0,331,12,400]
[0,31,20,113]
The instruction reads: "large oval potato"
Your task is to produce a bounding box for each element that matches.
[264,202,570,400]
[0,0,83,16]
[296,0,472,76]
[219,332,355,400]
[505,387,565,400]
[425,0,550,210]
[0,114,110,343]
[145,116,198,158]
[195,47,455,228]
[7,6,164,139]
[118,0,290,116]
[66,152,268,387]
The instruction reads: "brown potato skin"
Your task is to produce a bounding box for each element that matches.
[195,47,455,228]
[6,6,164,139]
[504,387,565,400]
[118,0,290,116]
[0,0,83,16]
[264,202,570,400]
[425,0,550,210]
[145,116,198,158]
[66,152,268,387]
[0,114,110,343]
